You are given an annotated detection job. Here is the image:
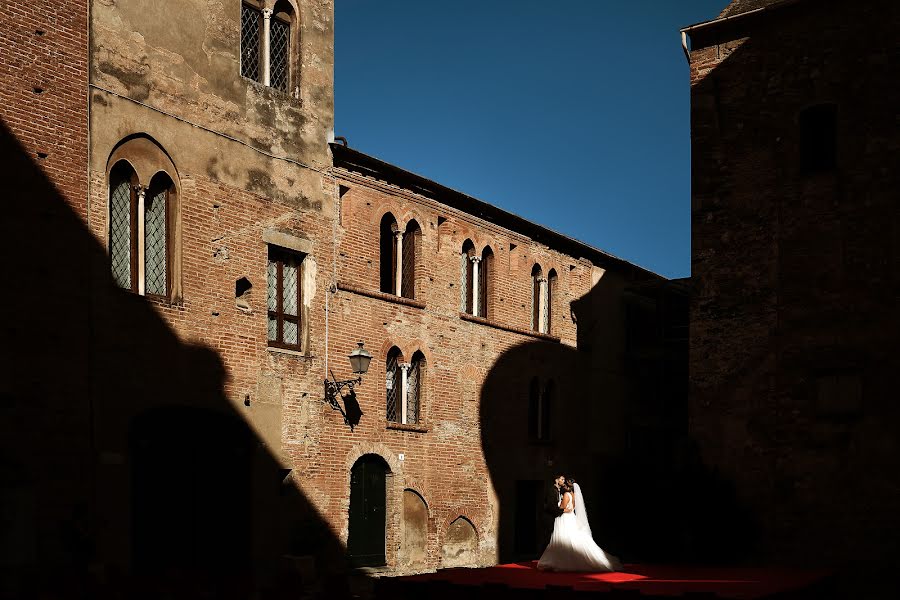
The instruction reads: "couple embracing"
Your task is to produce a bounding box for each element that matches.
[537,475,622,573]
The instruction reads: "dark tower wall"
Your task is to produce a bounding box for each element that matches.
[687,0,900,592]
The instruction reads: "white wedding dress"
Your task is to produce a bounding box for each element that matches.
[537,483,621,572]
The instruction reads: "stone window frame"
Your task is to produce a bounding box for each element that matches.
[106,136,183,304]
[240,0,300,96]
[263,229,313,356]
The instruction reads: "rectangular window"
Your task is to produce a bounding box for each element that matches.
[800,103,837,174]
[267,247,304,350]
[241,4,262,82]
[270,17,290,92]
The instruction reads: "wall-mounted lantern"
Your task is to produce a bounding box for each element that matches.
[324,342,372,428]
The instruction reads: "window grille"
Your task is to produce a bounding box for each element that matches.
[479,251,490,318]
[460,252,468,312]
[407,356,423,424]
[144,186,167,296]
[110,176,133,290]
[241,4,262,82]
[266,259,277,341]
[385,350,400,422]
[270,17,290,91]
[267,248,303,349]
[402,230,416,299]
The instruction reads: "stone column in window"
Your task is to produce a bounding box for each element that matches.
[261,8,273,86]
[538,277,548,333]
[470,256,481,317]
[394,230,404,296]
[399,362,411,424]
[135,185,146,296]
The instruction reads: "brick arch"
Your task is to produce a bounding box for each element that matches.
[401,477,433,519]
[440,506,483,539]
[398,211,427,235]
[106,133,180,194]
[477,236,500,256]
[455,226,482,252]
[399,339,434,366]
[344,443,402,475]
[374,208,400,232]
[379,339,406,363]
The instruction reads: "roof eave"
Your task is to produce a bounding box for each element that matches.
[330,143,665,280]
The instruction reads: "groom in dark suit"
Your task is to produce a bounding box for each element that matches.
[544,474,566,517]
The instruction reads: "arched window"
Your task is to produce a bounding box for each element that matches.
[479,246,493,319]
[546,269,557,335]
[401,220,421,300]
[270,1,295,92]
[107,136,180,301]
[109,162,137,291]
[380,214,399,294]
[461,240,475,314]
[385,346,403,423]
[241,1,297,93]
[528,377,552,442]
[144,172,174,297]
[406,351,426,425]
[531,264,544,332]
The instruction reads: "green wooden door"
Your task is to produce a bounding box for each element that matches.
[347,455,387,566]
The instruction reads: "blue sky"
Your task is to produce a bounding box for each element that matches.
[335,1,727,278]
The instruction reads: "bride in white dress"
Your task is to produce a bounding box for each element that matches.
[537,478,621,572]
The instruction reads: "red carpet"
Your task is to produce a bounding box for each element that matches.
[386,561,830,599]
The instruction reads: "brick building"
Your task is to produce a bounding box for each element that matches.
[2,0,677,595]
[685,0,900,593]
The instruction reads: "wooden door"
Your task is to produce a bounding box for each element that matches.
[514,480,542,558]
[347,455,387,566]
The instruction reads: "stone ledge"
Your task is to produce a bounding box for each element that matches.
[386,422,429,433]
[459,312,561,343]
[337,282,427,309]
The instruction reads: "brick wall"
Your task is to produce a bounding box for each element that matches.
[0,0,91,580]
[1,0,668,589]
[688,0,900,587]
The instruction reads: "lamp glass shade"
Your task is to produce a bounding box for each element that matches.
[348,342,373,375]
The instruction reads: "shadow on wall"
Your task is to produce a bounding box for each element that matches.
[479,272,757,567]
[688,1,900,595]
[0,122,354,598]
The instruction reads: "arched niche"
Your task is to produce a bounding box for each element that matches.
[399,489,428,568]
[441,516,478,567]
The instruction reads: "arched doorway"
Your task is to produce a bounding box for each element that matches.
[347,454,389,566]
[130,408,252,572]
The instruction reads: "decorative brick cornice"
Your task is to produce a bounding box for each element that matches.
[337,282,426,309]
[459,312,561,343]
